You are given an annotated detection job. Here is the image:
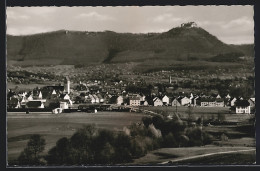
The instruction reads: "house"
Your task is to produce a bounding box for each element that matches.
[27,94,33,101]
[129,97,141,106]
[60,100,69,110]
[230,98,237,106]
[60,94,70,100]
[215,98,225,107]
[26,101,44,108]
[52,89,57,95]
[59,94,72,104]
[88,94,96,103]
[97,94,104,103]
[110,96,123,105]
[140,100,149,106]
[181,97,190,106]
[225,94,231,99]
[171,98,181,106]
[93,94,99,103]
[38,91,42,99]
[248,98,255,107]
[208,98,216,107]
[140,94,146,101]
[216,94,221,99]
[153,97,163,106]
[235,100,251,114]
[192,96,200,107]
[162,95,170,106]
[200,98,209,107]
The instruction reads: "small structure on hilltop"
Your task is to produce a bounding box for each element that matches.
[181,22,198,28]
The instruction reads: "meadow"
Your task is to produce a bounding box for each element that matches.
[7,112,145,161]
[7,108,255,165]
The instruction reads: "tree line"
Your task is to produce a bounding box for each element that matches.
[12,115,213,166]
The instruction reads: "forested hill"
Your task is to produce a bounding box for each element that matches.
[7,23,254,66]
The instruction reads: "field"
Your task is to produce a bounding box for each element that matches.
[139,106,253,122]
[7,112,145,161]
[7,108,255,165]
[132,146,255,165]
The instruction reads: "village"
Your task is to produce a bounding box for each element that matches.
[7,75,255,115]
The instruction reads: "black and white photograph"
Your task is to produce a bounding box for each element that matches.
[6,5,255,166]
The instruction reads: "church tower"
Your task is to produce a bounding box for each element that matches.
[66,76,70,94]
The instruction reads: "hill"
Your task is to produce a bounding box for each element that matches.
[7,23,254,67]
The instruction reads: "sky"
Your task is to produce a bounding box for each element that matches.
[6,6,254,44]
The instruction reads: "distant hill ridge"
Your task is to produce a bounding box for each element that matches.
[7,22,254,66]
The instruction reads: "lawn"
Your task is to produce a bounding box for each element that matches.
[7,112,145,161]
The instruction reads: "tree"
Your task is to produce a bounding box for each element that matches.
[18,134,46,165]
[45,137,72,165]
[186,106,195,125]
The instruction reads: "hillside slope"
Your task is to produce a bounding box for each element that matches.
[7,24,253,66]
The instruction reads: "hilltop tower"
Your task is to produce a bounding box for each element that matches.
[66,76,70,94]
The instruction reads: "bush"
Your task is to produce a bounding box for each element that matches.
[163,133,178,147]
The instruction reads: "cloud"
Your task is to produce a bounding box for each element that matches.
[24,7,57,16]
[150,13,188,24]
[76,12,115,21]
[6,10,30,20]
[222,16,254,30]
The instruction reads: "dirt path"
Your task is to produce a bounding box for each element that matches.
[160,148,255,164]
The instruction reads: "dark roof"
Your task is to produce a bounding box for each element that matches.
[26,101,43,108]
[216,98,224,102]
[129,97,140,100]
[235,100,250,107]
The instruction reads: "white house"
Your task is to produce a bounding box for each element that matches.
[52,89,57,95]
[88,94,96,103]
[162,95,170,105]
[248,98,255,107]
[27,94,33,101]
[60,101,69,110]
[230,98,237,106]
[235,100,251,114]
[116,96,124,105]
[97,94,104,103]
[216,94,221,99]
[140,95,146,101]
[38,91,42,99]
[93,94,99,103]
[225,94,231,99]
[171,98,181,106]
[129,97,141,106]
[181,97,190,106]
[153,97,163,106]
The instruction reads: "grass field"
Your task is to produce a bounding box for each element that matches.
[7,109,255,165]
[132,146,256,165]
[7,112,145,161]
[168,150,256,165]
[139,106,254,122]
